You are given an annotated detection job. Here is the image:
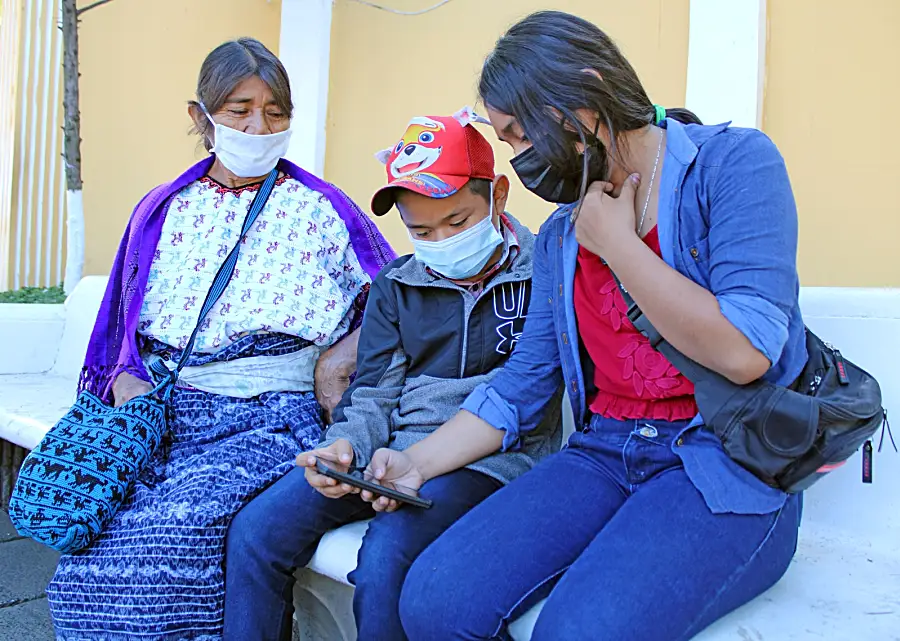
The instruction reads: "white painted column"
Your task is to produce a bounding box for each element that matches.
[685,0,767,129]
[279,0,334,177]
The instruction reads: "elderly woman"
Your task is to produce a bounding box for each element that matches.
[46,38,394,640]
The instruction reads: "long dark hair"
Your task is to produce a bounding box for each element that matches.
[189,38,293,151]
[479,11,701,176]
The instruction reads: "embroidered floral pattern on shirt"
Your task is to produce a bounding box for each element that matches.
[617,340,685,398]
[598,279,628,331]
[139,176,368,353]
[593,272,688,400]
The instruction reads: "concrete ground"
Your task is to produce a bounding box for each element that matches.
[0,510,58,641]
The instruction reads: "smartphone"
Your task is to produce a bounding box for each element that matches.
[315,459,433,509]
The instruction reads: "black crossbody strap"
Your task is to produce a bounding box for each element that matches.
[609,265,756,426]
[149,169,279,382]
[608,270,719,384]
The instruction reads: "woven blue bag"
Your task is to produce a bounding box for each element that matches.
[9,170,277,553]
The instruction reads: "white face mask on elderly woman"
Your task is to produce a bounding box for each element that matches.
[200,102,292,178]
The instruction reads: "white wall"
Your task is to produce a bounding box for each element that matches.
[685,0,766,127]
[279,0,333,176]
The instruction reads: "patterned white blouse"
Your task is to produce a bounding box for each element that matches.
[138,175,368,354]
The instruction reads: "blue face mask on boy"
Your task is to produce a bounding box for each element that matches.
[411,185,503,280]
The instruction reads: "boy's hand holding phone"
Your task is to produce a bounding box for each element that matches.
[298,439,358,499]
[362,448,426,513]
[299,441,432,509]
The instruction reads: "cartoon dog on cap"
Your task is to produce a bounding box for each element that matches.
[371,107,495,212]
[389,117,445,179]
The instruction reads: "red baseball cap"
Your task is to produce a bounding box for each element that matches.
[371,107,495,216]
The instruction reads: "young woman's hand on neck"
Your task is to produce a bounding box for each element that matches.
[574,176,637,257]
[574,124,664,255]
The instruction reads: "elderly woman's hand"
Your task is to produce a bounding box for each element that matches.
[314,328,360,424]
[112,372,153,407]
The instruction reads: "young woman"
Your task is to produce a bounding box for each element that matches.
[364,11,806,641]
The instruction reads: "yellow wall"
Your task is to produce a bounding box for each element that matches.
[72,0,900,287]
[763,0,900,287]
[325,0,690,254]
[78,0,282,275]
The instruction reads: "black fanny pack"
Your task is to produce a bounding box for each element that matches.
[612,274,886,493]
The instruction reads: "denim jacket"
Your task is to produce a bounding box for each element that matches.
[462,118,808,515]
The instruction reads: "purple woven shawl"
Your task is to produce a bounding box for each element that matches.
[78,156,396,402]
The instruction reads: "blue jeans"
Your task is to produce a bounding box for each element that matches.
[223,465,501,641]
[400,418,802,641]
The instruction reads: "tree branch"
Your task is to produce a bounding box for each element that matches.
[62,0,83,190]
[77,0,116,16]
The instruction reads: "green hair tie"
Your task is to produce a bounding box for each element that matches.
[653,104,666,124]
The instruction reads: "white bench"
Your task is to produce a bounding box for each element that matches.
[0,276,107,451]
[293,288,900,641]
[2,284,898,640]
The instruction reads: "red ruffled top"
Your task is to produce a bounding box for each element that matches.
[574,227,698,421]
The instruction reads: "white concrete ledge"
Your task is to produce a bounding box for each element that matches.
[52,276,107,377]
[0,276,106,450]
[799,286,900,320]
[0,406,51,450]
[0,303,64,374]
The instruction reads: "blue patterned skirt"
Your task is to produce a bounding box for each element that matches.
[47,335,323,640]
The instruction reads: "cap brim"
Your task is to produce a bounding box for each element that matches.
[370,173,470,216]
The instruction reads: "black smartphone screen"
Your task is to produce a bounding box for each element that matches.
[315,459,433,509]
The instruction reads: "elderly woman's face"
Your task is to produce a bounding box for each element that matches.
[211,75,289,136]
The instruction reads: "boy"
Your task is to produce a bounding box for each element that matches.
[223,108,561,641]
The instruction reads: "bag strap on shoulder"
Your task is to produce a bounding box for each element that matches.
[148,169,279,385]
[608,269,726,385]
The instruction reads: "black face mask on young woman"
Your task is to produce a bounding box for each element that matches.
[509,122,609,204]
